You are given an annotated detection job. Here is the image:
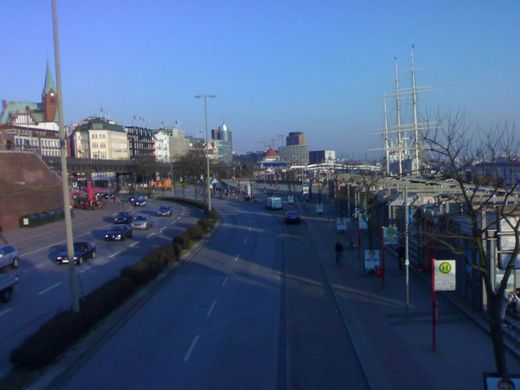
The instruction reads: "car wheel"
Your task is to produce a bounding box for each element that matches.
[1,288,13,303]
[77,256,84,265]
[11,257,20,269]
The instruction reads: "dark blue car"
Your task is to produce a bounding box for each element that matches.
[105,225,133,241]
[54,242,96,265]
[113,212,132,224]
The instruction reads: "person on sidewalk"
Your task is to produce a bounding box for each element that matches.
[397,244,405,270]
[335,241,344,265]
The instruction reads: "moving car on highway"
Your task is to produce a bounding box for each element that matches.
[54,242,96,265]
[156,205,172,216]
[104,225,133,241]
[0,271,18,303]
[113,212,132,224]
[284,210,301,224]
[0,244,20,269]
[131,214,154,230]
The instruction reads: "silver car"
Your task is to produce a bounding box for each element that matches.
[0,245,20,269]
[131,214,154,230]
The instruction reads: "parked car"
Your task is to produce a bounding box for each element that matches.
[0,245,20,269]
[284,211,301,224]
[113,212,132,224]
[104,225,133,241]
[131,214,154,230]
[0,271,18,303]
[157,205,173,216]
[54,242,96,265]
[336,217,347,233]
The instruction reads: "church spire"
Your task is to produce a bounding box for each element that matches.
[43,61,56,95]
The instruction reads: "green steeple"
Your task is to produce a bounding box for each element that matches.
[43,61,55,94]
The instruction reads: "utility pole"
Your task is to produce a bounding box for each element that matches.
[195,94,216,211]
[52,0,79,312]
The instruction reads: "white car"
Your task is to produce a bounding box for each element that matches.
[131,214,154,230]
[0,245,20,269]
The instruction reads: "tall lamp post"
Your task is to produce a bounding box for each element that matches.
[195,94,216,211]
[51,0,79,312]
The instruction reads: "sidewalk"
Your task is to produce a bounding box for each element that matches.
[303,207,520,389]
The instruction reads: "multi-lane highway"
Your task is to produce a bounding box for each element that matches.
[43,193,369,389]
[0,196,202,373]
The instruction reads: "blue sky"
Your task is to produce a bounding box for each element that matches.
[1,1,519,156]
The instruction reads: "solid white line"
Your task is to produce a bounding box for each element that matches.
[234,255,239,263]
[183,335,200,362]
[130,242,138,247]
[37,282,62,296]
[222,276,229,287]
[147,232,156,238]
[206,300,217,317]
[0,308,13,317]
[109,251,121,259]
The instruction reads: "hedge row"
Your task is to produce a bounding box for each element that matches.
[10,203,219,370]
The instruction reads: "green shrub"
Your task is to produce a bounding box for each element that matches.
[173,235,189,250]
[121,261,155,287]
[11,311,86,369]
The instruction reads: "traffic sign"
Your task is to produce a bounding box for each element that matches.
[383,226,398,245]
[434,259,456,291]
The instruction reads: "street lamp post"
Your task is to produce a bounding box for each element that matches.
[195,94,215,211]
[51,0,80,312]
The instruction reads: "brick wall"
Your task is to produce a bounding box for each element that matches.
[0,151,63,230]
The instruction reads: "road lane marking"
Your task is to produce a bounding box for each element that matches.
[147,232,156,238]
[170,221,175,225]
[109,251,121,259]
[0,308,13,317]
[248,227,252,231]
[80,265,92,274]
[130,242,138,247]
[243,238,248,244]
[160,227,166,232]
[206,300,217,317]
[37,282,62,296]
[183,335,200,362]
[234,255,239,263]
[222,276,229,287]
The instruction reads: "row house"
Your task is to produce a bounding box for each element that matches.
[72,117,129,160]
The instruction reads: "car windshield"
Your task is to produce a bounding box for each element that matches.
[134,215,146,221]
[73,243,87,251]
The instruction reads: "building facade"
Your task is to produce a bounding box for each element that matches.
[125,126,155,159]
[211,123,233,163]
[73,117,129,160]
[309,150,336,165]
[277,131,309,165]
[154,127,187,162]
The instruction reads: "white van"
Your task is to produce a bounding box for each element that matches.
[265,197,283,210]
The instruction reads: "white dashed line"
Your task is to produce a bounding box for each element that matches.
[0,308,13,317]
[37,282,62,296]
[234,255,239,263]
[206,300,217,317]
[109,251,121,259]
[147,232,156,238]
[130,242,138,247]
[248,227,252,231]
[80,265,92,274]
[160,227,166,232]
[170,221,175,225]
[222,276,229,287]
[183,335,200,362]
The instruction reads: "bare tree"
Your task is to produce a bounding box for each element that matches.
[424,113,520,378]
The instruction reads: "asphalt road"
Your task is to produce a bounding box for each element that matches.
[0,196,202,372]
[50,193,369,389]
